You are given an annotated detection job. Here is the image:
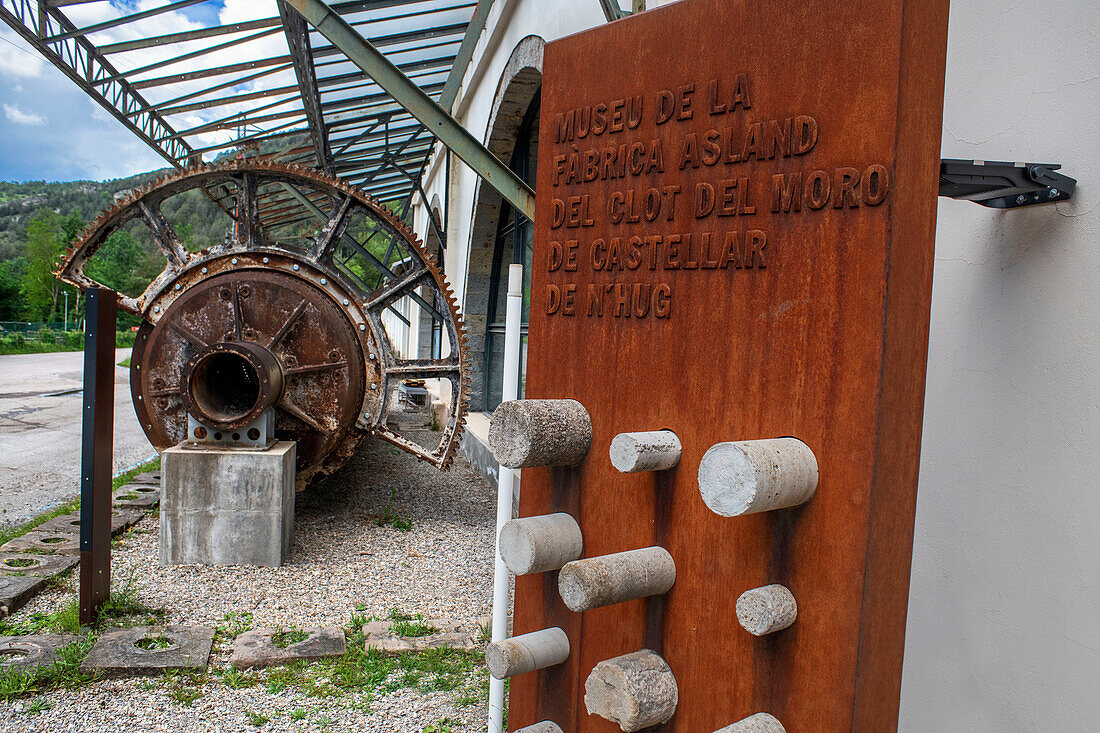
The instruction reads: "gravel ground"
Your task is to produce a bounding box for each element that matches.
[0,432,501,732]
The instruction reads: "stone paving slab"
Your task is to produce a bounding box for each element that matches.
[129,472,162,486]
[363,618,481,653]
[0,575,46,616]
[113,484,160,510]
[0,530,80,556]
[79,625,214,676]
[0,634,82,672]
[230,626,346,669]
[38,509,143,536]
[0,552,78,578]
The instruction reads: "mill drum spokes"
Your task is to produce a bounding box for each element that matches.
[57,159,469,484]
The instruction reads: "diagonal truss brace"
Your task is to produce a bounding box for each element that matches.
[283,0,536,220]
[0,0,194,167]
[278,0,334,175]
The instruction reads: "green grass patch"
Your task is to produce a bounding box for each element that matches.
[117,357,131,368]
[388,608,438,638]
[134,636,173,651]
[0,637,97,700]
[245,709,270,726]
[271,627,309,649]
[374,506,413,532]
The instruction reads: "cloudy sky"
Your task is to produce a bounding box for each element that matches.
[0,0,298,183]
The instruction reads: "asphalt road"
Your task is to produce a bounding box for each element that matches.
[0,349,154,528]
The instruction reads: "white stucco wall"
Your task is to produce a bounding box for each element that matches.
[410,1,1099,729]
[900,2,1100,730]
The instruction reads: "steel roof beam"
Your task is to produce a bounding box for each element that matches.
[315,54,452,89]
[141,65,297,117]
[98,17,283,55]
[311,21,467,60]
[159,106,308,143]
[43,0,210,43]
[130,56,293,91]
[156,85,302,117]
[92,26,284,88]
[187,120,310,156]
[320,81,444,115]
[598,0,628,22]
[439,0,493,111]
[285,0,535,218]
[279,0,333,175]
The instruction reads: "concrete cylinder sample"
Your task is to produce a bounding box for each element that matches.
[609,430,682,472]
[558,547,675,612]
[489,399,592,468]
[485,627,570,679]
[516,723,564,733]
[500,513,583,575]
[714,712,787,732]
[698,438,818,517]
[736,584,797,636]
[584,649,678,731]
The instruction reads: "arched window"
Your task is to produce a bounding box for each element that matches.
[484,92,539,411]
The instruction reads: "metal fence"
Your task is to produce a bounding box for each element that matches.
[0,321,79,341]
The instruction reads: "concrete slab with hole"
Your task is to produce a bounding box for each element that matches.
[129,472,162,486]
[1,530,80,556]
[230,626,346,669]
[0,576,46,616]
[79,626,215,676]
[363,618,481,653]
[0,552,78,578]
[38,509,143,536]
[0,634,82,672]
[113,484,161,510]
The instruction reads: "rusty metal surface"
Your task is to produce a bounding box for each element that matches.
[512,1,949,731]
[59,161,469,483]
[79,288,115,627]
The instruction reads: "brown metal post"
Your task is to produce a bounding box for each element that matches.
[79,287,116,626]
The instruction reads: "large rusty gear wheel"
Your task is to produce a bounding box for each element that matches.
[57,160,469,485]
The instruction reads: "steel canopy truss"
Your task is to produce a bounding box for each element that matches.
[0,0,487,207]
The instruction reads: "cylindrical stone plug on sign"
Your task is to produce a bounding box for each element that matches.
[584,649,678,732]
[516,723,564,733]
[609,430,682,472]
[500,513,583,575]
[698,438,818,516]
[489,399,593,468]
[714,712,787,732]
[485,627,569,679]
[736,584,797,636]
[558,547,675,612]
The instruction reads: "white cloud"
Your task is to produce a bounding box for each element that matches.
[0,29,44,78]
[4,103,47,126]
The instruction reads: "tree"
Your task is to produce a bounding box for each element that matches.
[19,210,83,322]
[84,227,160,296]
[0,256,26,321]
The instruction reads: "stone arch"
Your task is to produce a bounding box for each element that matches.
[462,34,544,412]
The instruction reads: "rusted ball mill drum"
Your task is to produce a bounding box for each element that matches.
[58,161,469,486]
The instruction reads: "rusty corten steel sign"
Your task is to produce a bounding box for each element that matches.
[513,0,949,731]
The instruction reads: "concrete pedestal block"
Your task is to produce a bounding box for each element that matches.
[161,441,296,567]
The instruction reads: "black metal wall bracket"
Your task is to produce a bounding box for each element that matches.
[939,159,1076,209]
